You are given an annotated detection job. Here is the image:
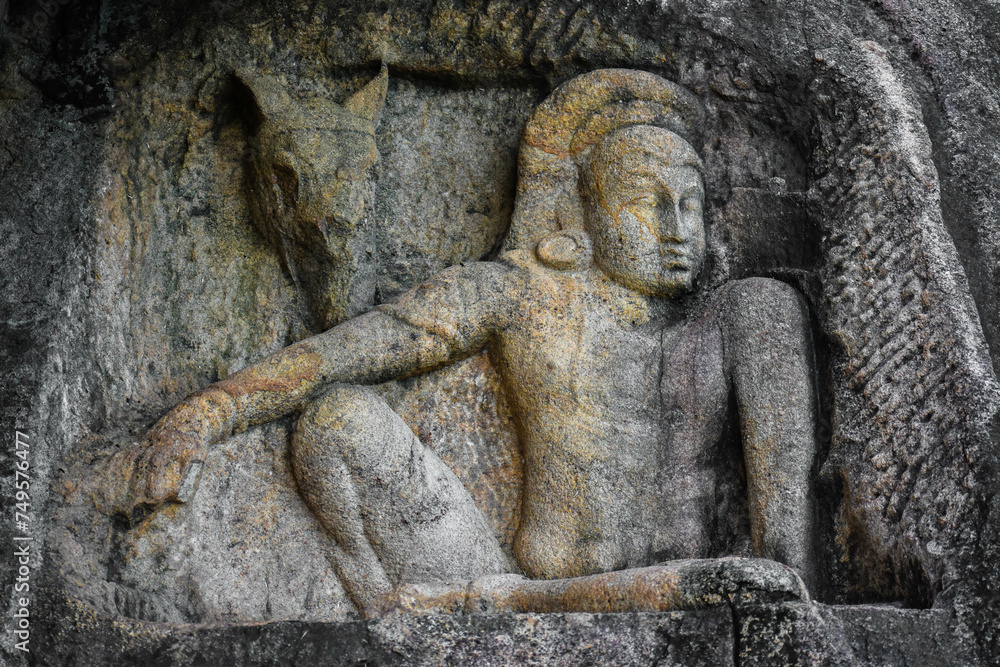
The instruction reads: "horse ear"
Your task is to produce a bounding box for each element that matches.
[233,68,294,125]
[344,64,388,124]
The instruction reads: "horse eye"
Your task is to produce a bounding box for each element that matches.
[272,164,299,204]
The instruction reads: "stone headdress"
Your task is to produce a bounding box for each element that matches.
[505,69,704,252]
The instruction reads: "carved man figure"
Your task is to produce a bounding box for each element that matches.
[112,69,817,618]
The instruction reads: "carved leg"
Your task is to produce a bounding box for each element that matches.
[475,557,808,613]
[290,386,507,617]
[387,557,807,616]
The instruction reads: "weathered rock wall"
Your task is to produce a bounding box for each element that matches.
[1,0,998,664]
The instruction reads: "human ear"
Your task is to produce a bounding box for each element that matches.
[536,228,593,271]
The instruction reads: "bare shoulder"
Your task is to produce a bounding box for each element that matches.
[715,277,807,315]
[494,247,578,292]
[710,278,809,328]
[495,248,536,278]
[708,278,812,356]
[424,256,521,286]
[396,256,526,306]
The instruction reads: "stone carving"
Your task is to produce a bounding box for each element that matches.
[236,66,389,330]
[811,43,1000,605]
[105,69,819,618]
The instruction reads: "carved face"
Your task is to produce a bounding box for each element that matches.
[256,125,379,236]
[583,126,705,299]
[237,68,388,329]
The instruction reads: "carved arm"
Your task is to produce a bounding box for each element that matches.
[100,261,515,516]
[721,277,819,590]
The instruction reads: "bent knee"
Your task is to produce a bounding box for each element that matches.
[297,386,386,438]
[292,386,416,476]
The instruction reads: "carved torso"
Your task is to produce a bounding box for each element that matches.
[492,255,732,579]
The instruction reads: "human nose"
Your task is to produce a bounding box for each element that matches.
[657,200,683,242]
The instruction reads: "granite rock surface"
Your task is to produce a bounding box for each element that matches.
[1,0,998,664]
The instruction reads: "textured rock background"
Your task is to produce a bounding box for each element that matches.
[0,0,998,664]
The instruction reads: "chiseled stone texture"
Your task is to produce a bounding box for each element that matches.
[2,0,999,664]
[34,599,976,666]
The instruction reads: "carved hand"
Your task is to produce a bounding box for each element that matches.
[131,419,210,505]
[97,388,234,517]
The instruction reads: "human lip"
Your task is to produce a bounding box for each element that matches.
[662,243,698,272]
[662,261,690,272]
[661,244,689,262]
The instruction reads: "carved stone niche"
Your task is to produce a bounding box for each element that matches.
[4,1,998,666]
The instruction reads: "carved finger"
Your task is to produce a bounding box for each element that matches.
[139,447,178,505]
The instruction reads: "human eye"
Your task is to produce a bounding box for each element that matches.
[623,194,657,218]
[626,194,659,212]
[272,155,299,206]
